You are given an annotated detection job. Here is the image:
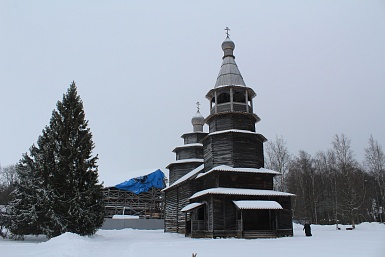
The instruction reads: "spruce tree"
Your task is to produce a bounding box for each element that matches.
[8,81,104,238]
[7,148,49,238]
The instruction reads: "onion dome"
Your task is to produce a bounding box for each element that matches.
[222,36,235,58]
[191,109,205,132]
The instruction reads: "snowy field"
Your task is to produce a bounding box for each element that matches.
[1,223,384,257]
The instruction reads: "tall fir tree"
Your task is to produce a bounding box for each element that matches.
[7,146,52,238]
[8,81,104,238]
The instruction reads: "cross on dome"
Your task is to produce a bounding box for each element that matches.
[225,27,230,38]
[196,101,201,112]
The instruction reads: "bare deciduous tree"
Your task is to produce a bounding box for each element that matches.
[331,134,366,227]
[364,135,385,222]
[0,164,16,205]
[265,135,291,191]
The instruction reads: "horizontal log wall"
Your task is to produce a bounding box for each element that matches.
[203,134,233,171]
[203,132,265,171]
[207,113,256,133]
[277,197,293,231]
[182,133,208,145]
[164,189,178,233]
[191,194,293,237]
[196,172,274,191]
[218,172,274,190]
[175,147,204,160]
[168,162,202,185]
[233,133,265,168]
[164,182,192,234]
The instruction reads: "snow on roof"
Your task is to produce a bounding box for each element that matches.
[190,187,295,199]
[208,129,259,136]
[172,143,203,152]
[167,158,204,166]
[181,131,207,137]
[112,215,140,220]
[162,164,204,191]
[181,202,204,212]
[166,159,204,170]
[196,165,280,179]
[233,200,283,210]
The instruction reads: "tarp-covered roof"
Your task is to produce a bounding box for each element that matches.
[115,169,165,194]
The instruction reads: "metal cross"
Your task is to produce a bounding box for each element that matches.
[196,101,201,112]
[225,27,230,37]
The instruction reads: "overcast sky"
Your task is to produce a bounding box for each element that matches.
[1,0,384,186]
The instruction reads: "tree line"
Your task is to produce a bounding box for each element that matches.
[265,134,384,226]
[0,82,104,239]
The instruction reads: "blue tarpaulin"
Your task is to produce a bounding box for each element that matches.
[114,169,165,194]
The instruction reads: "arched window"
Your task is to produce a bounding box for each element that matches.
[217,93,230,104]
[233,92,246,103]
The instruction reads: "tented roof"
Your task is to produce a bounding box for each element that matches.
[215,56,246,88]
[215,37,246,88]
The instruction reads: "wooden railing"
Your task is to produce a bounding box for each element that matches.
[210,103,253,115]
[236,220,243,231]
[192,220,206,231]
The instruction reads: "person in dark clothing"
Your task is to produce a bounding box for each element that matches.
[303,222,312,236]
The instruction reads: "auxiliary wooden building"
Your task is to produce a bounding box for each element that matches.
[163,35,294,238]
[103,169,165,219]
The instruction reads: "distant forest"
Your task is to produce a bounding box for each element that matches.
[266,134,384,225]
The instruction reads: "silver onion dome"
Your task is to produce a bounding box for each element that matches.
[191,110,205,132]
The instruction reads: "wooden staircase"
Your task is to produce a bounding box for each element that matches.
[243,230,277,239]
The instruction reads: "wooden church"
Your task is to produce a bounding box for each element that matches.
[163,33,294,239]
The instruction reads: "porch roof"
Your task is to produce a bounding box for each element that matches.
[233,200,283,210]
[181,202,204,212]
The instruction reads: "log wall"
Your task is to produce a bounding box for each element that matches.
[164,182,192,233]
[203,132,265,171]
[190,193,293,237]
[197,172,274,191]
[206,113,256,132]
[168,162,202,185]
[182,133,208,145]
[175,147,204,160]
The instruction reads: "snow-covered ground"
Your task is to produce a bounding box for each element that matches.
[1,223,384,257]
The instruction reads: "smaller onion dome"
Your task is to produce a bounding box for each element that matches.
[221,36,235,58]
[191,110,205,132]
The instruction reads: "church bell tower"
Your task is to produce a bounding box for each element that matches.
[203,32,267,171]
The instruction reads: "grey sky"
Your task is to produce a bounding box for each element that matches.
[1,1,384,186]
